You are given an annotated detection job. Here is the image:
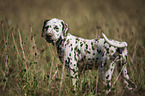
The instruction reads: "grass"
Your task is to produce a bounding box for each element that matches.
[0,0,145,96]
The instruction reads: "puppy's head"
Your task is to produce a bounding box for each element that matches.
[41,18,68,43]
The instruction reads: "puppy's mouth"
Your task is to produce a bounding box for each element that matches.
[45,34,54,43]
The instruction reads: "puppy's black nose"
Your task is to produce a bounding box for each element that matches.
[46,33,52,38]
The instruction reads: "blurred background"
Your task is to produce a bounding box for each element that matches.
[0,0,145,95]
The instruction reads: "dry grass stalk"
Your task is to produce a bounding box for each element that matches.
[0,24,8,71]
[17,27,28,80]
[132,42,137,60]
[18,28,26,61]
[128,55,137,72]
[120,84,128,96]
[11,29,22,60]
[1,21,5,42]
[59,54,66,96]
[30,25,38,53]
[95,70,99,95]
[111,64,126,89]
[48,68,59,86]
[3,54,8,91]
[48,56,54,91]
[3,33,9,91]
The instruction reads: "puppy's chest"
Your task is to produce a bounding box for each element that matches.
[56,44,65,62]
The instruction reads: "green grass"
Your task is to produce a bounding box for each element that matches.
[0,0,145,96]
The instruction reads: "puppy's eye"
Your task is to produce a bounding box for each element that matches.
[45,25,51,29]
[54,26,59,30]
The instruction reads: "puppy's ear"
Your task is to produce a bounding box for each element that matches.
[61,20,68,36]
[41,19,50,37]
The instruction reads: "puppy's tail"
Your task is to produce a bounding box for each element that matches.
[102,33,128,48]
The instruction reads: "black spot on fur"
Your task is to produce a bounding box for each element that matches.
[106,48,109,54]
[77,49,81,54]
[65,57,71,65]
[106,75,109,79]
[80,42,83,47]
[74,51,78,61]
[80,43,83,47]
[70,68,76,74]
[85,50,91,54]
[61,21,64,31]
[104,62,107,66]
[71,47,73,51]
[116,48,124,54]
[111,68,113,71]
[74,46,77,51]
[102,53,104,56]
[97,49,101,53]
[86,44,88,49]
[109,45,112,47]
[67,57,70,64]
[92,46,95,50]
[76,38,80,41]
[69,53,71,56]
[91,42,93,45]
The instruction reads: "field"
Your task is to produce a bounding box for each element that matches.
[0,0,145,95]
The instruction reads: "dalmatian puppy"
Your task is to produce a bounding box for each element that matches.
[41,18,136,94]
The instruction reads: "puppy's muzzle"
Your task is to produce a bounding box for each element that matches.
[46,33,52,39]
[45,33,54,43]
